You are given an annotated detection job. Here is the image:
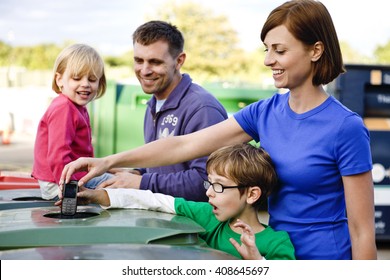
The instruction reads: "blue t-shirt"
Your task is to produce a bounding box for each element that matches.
[234,92,372,259]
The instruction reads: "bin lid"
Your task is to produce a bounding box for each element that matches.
[0,175,39,190]
[0,206,205,249]
[0,189,54,210]
[0,189,43,200]
[0,244,237,260]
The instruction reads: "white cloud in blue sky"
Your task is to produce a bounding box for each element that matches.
[0,0,389,57]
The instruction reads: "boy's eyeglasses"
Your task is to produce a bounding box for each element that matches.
[203,180,247,193]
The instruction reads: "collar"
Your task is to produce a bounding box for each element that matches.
[147,73,192,113]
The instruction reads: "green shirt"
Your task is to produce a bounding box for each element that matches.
[175,198,295,260]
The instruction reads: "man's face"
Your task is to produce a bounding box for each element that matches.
[133,40,182,100]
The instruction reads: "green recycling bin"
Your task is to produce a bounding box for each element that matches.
[204,84,274,116]
[90,81,148,157]
[0,205,205,250]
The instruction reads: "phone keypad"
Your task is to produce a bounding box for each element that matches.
[62,198,77,215]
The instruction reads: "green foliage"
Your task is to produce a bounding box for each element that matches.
[0,42,63,70]
[147,0,245,83]
[1,0,388,84]
[340,41,374,64]
[105,50,133,67]
[0,41,12,66]
[104,56,126,67]
[374,41,390,64]
[11,44,62,70]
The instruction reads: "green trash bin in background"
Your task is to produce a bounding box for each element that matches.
[90,81,149,157]
[90,81,275,158]
[203,84,275,116]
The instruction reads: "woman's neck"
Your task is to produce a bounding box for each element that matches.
[289,85,328,114]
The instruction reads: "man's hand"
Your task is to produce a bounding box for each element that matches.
[96,172,142,190]
[229,219,263,260]
[60,157,108,187]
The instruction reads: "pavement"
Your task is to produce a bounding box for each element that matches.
[0,131,35,174]
[0,86,53,175]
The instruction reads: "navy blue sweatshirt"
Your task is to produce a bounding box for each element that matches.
[139,74,228,201]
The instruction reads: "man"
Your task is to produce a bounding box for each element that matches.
[98,20,227,201]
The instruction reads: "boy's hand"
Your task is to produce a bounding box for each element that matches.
[76,186,111,207]
[229,219,263,260]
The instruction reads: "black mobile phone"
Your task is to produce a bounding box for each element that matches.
[61,181,78,216]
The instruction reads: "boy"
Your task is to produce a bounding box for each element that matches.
[69,143,295,260]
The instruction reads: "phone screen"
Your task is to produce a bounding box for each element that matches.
[64,183,77,198]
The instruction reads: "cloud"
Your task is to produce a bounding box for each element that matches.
[0,0,388,57]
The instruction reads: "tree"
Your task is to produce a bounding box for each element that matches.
[0,41,12,66]
[147,0,245,83]
[339,41,373,64]
[374,40,390,64]
[104,50,133,67]
[3,44,62,70]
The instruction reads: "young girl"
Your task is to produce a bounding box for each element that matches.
[64,143,295,260]
[32,44,112,200]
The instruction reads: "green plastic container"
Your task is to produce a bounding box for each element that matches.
[89,82,147,157]
[0,205,205,250]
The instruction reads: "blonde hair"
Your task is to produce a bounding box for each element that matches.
[52,44,106,98]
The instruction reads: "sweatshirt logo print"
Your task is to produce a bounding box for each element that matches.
[158,127,176,139]
[158,114,178,139]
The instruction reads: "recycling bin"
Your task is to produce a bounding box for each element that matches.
[0,175,52,210]
[329,64,390,240]
[0,174,39,190]
[0,244,237,260]
[0,189,53,210]
[204,84,274,116]
[0,205,205,250]
[89,82,146,157]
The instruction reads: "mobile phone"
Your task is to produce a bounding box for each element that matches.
[61,181,78,216]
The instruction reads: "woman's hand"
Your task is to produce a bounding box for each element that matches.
[60,157,108,187]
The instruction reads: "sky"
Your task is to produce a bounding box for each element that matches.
[0,0,389,57]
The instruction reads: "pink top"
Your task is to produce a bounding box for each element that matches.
[32,94,93,183]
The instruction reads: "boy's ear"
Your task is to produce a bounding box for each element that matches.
[246,186,262,205]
